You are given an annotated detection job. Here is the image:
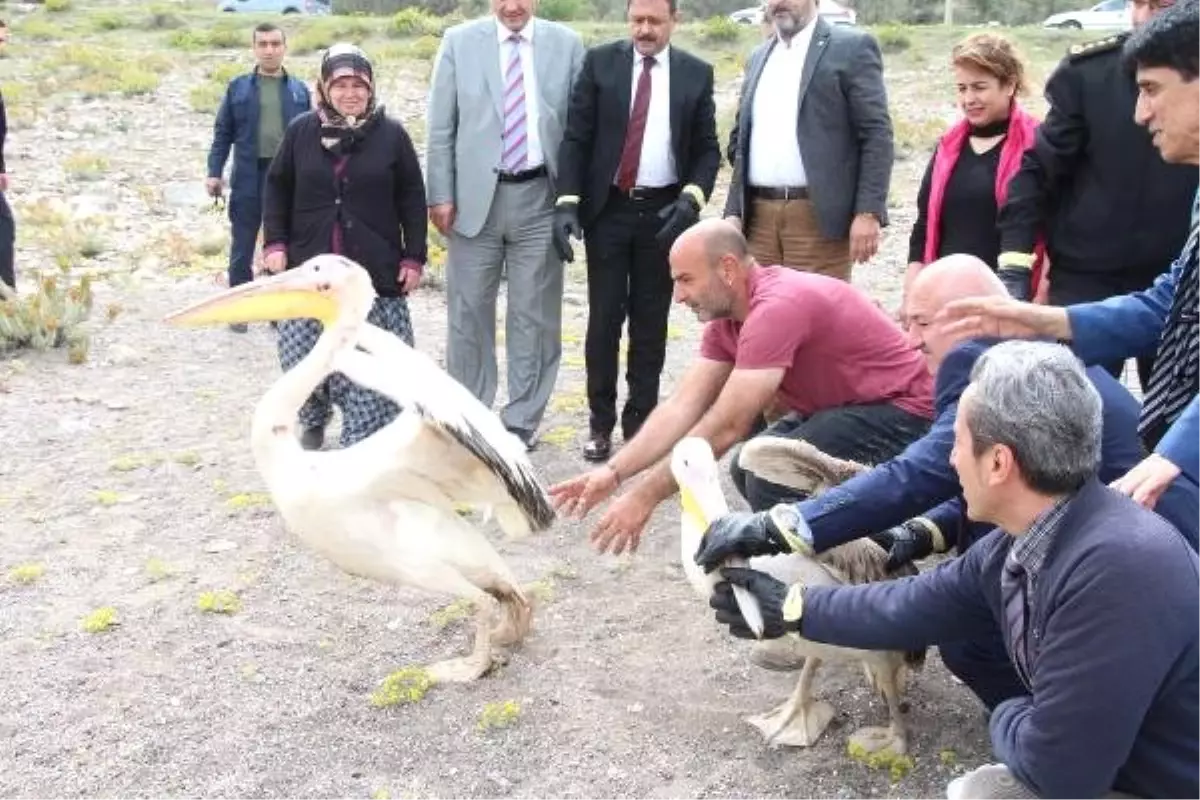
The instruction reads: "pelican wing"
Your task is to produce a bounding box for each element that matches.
[330,324,555,534]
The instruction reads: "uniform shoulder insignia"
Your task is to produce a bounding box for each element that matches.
[1067,33,1127,61]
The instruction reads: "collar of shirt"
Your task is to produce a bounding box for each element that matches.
[773,15,817,53]
[632,44,670,70]
[496,18,533,44]
[1009,493,1074,578]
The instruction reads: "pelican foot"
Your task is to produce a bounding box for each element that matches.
[848,725,908,757]
[746,698,835,748]
[425,653,496,683]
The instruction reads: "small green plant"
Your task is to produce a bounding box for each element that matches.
[939,749,958,766]
[408,35,442,61]
[91,490,122,506]
[109,453,157,472]
[847,740,915,783]
[197,590,241,614]
[8,563,45,585]
[144,558,174,582]
[390,8,443,37]
[225,492,272,510]
[0,267,94,357]
[699,16,742,44]
[80,606,118,633]
[89,11,128,32]
[63,152,108,180]
[478,699,521,731]
[428,597,473,629]
[45,0,73,12]
[875,24,912,54]
[189,82,225,114]
[370,667,434,707]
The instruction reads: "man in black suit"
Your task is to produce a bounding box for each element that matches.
[554,0,720,462]
[724,0,893,281]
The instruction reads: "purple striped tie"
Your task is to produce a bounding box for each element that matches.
[501,34,527,173]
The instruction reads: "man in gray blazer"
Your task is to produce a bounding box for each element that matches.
[724,0,893,281]
[425,0,586,449]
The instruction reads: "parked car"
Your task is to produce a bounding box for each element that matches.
[216,0,332,13]
[1042,0,1131,30]
[729,1,858,27]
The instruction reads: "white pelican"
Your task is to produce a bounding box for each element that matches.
[164,254,555,683]
[671,436,922,756]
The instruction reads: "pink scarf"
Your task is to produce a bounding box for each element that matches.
[923,101,1047,294]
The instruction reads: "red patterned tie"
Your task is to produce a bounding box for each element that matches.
[616,56,654,193]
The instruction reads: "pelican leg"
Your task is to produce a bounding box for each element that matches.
[425,592,500,683]
[848,658,910,756]
[488,585,532,648]
[746,656,835,748]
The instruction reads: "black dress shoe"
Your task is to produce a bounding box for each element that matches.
[300,426,325,451]
[582,431,611,462]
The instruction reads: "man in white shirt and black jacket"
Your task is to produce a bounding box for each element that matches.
[553,0,720,462]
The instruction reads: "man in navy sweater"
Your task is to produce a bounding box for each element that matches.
[698,341,1199,799]
[713,252,1196,709]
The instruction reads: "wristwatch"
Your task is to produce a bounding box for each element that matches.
[768,503,814,556]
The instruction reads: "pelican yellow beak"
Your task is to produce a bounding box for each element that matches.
[162,270,339,328]
[679,486,709,533]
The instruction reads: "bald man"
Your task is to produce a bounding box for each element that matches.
[698,252,1197,709]
[549,219,934,556]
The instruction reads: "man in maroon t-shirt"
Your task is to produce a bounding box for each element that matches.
[551,219,934,555]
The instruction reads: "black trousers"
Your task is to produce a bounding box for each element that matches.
[0,192,14,291]
[1049,267,1157,386]
[583,188,677,438]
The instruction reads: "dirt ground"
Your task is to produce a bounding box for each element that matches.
[0,13,1024,799]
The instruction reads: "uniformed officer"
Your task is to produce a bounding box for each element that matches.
[996,0,1197,380]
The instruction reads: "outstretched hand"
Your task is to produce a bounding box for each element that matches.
[935,296,1071,342]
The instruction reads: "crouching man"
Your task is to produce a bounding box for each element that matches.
[697,340,1199,799]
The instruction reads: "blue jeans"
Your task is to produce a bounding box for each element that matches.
[729,403,931,511]
[227,158,273,288]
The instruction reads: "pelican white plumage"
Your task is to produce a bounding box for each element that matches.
[671,436,923,756]
[164,254,555,682]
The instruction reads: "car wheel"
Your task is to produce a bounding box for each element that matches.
[1061,20,1082,29]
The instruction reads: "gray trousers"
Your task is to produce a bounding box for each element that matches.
[445,176,562,434]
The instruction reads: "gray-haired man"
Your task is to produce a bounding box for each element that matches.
[697,341,1199,799]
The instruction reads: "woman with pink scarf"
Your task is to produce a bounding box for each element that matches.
[904,33,1047,312]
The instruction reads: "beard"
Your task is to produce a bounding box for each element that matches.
[773,9,805,38]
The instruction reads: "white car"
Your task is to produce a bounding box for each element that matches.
[730,1,858,27]
[1042,0,1132,30]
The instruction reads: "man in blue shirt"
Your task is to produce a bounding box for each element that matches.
[939,0,1198,524]
[205,23,310,332]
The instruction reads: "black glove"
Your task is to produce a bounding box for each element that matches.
[869,519,935,572]
[711,566,801,640]
[552,202,582,263]
[655,191,701,247]
[693,504,811,574]
[997,267,1031,301]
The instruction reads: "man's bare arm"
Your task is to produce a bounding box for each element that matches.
[630,366,786,503]
[607,358,734,482]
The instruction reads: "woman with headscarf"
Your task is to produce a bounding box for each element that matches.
[261,43,428,450]
[904,32,1047,314]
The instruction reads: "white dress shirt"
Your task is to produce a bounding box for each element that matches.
[625,46,677,188]
[496,18,543,170]
[747,21,817,188]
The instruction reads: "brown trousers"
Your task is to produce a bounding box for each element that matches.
[745,197,852,281]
